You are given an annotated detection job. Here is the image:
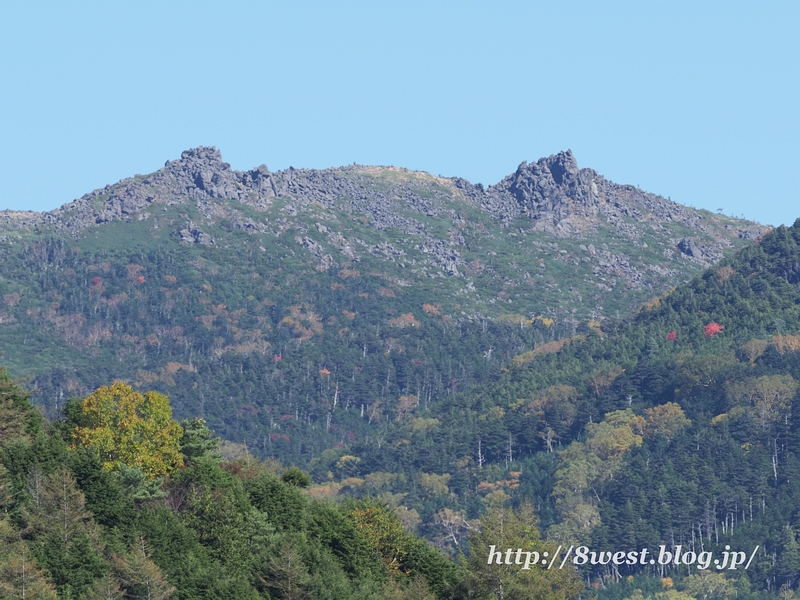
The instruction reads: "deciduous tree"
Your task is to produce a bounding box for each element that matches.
[70,382,183,478]
[0,519,57,599]
[348,500,410,576]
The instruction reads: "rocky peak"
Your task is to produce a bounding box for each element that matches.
[3,147,767,263]
[542,149,579,185]
[178,146,226,165]
[163,146,241,199]
[489,150,599,227]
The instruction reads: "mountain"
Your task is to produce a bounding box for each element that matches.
[2,146,763,318]
[0,147,764,450]
[1,146,797,596]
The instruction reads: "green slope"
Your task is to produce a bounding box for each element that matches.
[323,219,800,596]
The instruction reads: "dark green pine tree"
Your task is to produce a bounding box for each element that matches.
[777,524,800,588]
[179,417,222,463]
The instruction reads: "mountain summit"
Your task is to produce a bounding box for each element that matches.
[4,146,762,243]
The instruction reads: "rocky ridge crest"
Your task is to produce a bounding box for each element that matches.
[0,147,767,317]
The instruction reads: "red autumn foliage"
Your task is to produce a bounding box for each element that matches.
[705,322,724,337]
[666,330,678,341]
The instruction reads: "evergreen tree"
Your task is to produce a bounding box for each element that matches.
[0,519,57,599]
[22,467,107,596]
[777,524,800,589]
[113,538,175,600]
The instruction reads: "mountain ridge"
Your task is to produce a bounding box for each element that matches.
[0,146,768,457]
[2,146,765,239]
[0,146,766,317]
[1,149,798,598]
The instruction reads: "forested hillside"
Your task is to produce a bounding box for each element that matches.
[0,371,586,599]
[0,147,762,461]
[313,219,800,599]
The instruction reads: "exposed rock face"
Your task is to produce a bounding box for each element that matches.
[163,147,279,202]
[97,186,156,223]
[501,150,598,220]
[677,237,699,257]
[0,147,280,233]
[737,225,763,240]
[485,150,717,241]
[295,235,337,271]
[179,221,214,246]
[417,237,463,276]
[676,236,722,262]
[0,146,768,314]
[3,145,763,245]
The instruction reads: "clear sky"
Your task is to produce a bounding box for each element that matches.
[1,1,797,226]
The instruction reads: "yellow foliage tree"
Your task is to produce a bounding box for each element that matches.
[396,394,419,421]
[529,384,579,438]
[417,472,451,498]
[548,409,643,546]
[585,409,643,461]
[631,402,691,441]
[511,339,569,367]
[349,501,411,576]
[71,382,184,478]
[740,338,769,364]
[726,374,799,430]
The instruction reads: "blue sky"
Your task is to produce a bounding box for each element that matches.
[1,1,797,226]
